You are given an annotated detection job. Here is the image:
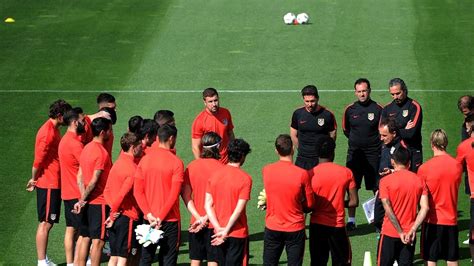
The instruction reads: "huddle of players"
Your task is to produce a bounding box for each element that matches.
[27,84,474,266]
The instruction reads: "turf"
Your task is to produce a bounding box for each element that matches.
[0,0,473,264]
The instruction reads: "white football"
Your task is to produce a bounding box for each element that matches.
[296,13,310,24]
[283,12,296,25]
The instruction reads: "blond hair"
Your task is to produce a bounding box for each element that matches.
[430,129,448,151]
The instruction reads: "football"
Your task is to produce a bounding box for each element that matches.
[296,13,310,24]
[283,12,296,25]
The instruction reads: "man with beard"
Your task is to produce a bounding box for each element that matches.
[381,78,423,172]
[26,99,72,266]
[58,108,86,266]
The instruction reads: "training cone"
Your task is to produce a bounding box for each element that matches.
[363,251,372,266]
[4,17,15,23]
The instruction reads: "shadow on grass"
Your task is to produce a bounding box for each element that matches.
[347,223,376,237]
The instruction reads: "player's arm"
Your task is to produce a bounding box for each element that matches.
[228,129,235,141]
[109,174,134,214]
[181,183,207,224]
[302,171,314,212]
[407,194,429,244]
[157,162,184,221]
[399,102,422,140]
[205,192,221,230]
[345,187,359,208]
[191,138,202,160]
[342,107,350,138]
[27,135,51,191]
[81,169,102,201]
[381,198,406,243]
[133,166,158,226]
[212,199,248,246]
[329,129,337,141]
[290,127,299,150]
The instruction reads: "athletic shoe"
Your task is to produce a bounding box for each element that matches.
[346,222,356,231]
[463,238,470,245]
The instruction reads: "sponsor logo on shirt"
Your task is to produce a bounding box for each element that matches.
[402,110,409,117]
[389,113,396,117]
[317,118,325,126]
[300,120,307,124]
[352,115,359,119]
[368,113,374,121]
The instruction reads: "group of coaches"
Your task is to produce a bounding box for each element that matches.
[27,81,474,265]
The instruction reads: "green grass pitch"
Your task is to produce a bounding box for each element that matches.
[0,0,473,264]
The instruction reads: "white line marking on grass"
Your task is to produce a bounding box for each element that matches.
[0,89,471,93]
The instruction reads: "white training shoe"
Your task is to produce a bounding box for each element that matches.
[463,238,470,245]
[86,256,92,265]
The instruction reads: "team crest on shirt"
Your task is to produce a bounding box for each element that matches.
[50,214,57,221]
[131,248,137,255]
[317,118,325,126]
[402,110,409,117]
[368,113,374,121]
[222,119,228,126]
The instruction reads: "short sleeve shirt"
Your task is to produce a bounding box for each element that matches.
[58,131,84,200]
[33,119,61,189]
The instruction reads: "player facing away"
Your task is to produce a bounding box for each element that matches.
[181,132,224,266]
[377,147,429,266]
[290,85,337,170]
[262,134,314,266]
[205,138,252,266]
[104,132,143,266]
[192,88,235,164]
[133,124,184,266]
[381,78,423,172]
[74,117,113,266]
[309,136,358,266]
[457,95,474,141]
[342,78,382,231]
[58,109,86,266]
[418,129,462,265]
[26,99,72,266]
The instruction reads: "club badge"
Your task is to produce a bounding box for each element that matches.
[368,113,374,121]
[402,110,409,117]
[318,118,325,126]
[51,214,57,221]
[222,119,228,126]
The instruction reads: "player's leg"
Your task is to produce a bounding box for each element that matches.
[284,229,305,266]
[88,204,109,266]
[159,221,179,266]
[443,225,459,266]
[36,188,61,265]
[470,199,474,261]
[36,222,53,262]
[77,236,91,266]
[224,237,247,266]
[309,223,330,266]
[377,235,397,266]
[263,228,285,265]
[64,199,80,265]
[77,204,91,266]
[397,240,415,266]
[189,227,207,266]
[206,228,219,266]
[345,147,363,230]
[328,227,351,266]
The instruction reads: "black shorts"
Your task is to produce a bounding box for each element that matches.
[188,227,212,261]
[140,221,180,265]
[470,199,474,244]
[64,199,81,228]
[377,234,415,266]
[263,227,305,266]
[309,223,351,266]
[108,215,139,257]
[36,188,61,224]
[409,149,422,173]
[213,236,248,266]
[346,146,380,190]
[79,203,110,240]
[295,156,318,170]
[421,223,458,261]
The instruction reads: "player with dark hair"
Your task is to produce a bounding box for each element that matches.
[381,78,423,172]
[97,93,116,110]
[58,108,86,266]
[154,110,175,127]
[205,138,252,265]
[128,115,143,134]
[26,99,72,266]
[418,129,462,265]
[74,117,113,266]
[134,124,184,265]
[377,147,429,266]
[290,85,337,170]
[458,95,474,141]
[309,136,358,266]
[104,132,143,266]
[181,132,223,266]
[262,134,313,265]
[342,78,382,230]
[192,88,235,163]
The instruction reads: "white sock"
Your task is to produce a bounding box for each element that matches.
[348,217,356,223]
[38,259,48,266]
[67,264,74,266]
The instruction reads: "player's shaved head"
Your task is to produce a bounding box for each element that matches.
[430,129,448,151]
[275,134,293,156]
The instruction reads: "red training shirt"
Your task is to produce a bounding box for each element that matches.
[192,107,234,164]
[184,158,224,225]
[58,131,84,200]
[134,143,184,222]
[379,169,427,238]
[79,141,112,204]
[33,119,61,189]
[417,154,462,225]
[263,160,313,232]
[104,152,140,221]
[82,115,114,159]
[310,162,356,227]
[206,165,252,238]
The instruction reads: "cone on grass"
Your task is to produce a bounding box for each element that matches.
[363,251,372,266]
